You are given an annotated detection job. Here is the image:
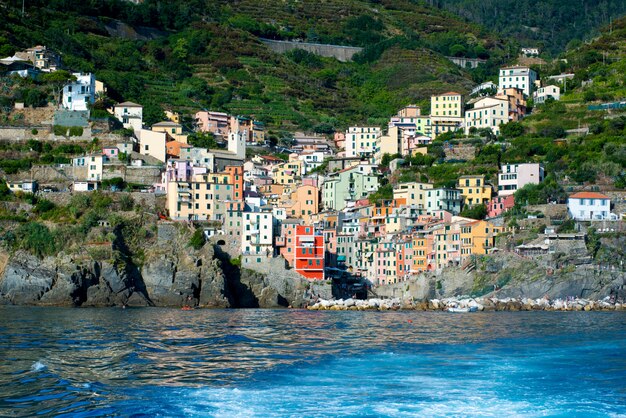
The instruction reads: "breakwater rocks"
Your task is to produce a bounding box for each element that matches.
[306,297,626,312]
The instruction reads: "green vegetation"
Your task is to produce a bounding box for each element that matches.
[459,204,487,220]
[0,190,154,260]
[189,228,205,250]
[435,0,626,55]
[0,0,511,131]
[0,140,85,173]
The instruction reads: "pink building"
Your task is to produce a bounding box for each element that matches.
[195,111,230,136]
[276,221,302,264]
[487,195,515,218]
[334,132,345,149]
[103,146,119,159]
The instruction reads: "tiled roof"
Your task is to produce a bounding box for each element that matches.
[569,192,609,199]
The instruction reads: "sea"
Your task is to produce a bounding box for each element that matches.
[0,307,625,417]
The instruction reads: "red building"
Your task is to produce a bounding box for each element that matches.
[294,225,325,280]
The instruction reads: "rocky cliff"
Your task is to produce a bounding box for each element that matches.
[0,224,316,308]
[375,252,626,302]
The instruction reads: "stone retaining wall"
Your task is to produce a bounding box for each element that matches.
[260,39,362,62]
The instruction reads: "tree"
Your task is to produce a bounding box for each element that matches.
[500,121,524,138]
[460,204,487,220]
[41,70,76,107]
[188,132,218,149]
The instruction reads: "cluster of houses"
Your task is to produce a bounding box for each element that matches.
[4,49,621,284]
[335,66,566,163]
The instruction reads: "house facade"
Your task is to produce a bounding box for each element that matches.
[345,126,381,158]
[430,92,464,137]
[533,85,560,104]
[62,73,95,111]
[498,66,537,97]
[464,97,509,135]
[114,101,143,131]
[456,175,492,206]
[567,192,611,221]
[498,163,544,196]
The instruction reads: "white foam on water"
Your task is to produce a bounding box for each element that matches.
[31,360,47,372]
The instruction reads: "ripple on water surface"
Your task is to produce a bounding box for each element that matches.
[0,308,625,417]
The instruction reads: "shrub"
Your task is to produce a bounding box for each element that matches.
[53,125,67,136]
[69,126,83,137]
[119,194,134,211]
[189,229,205,250]
[34,199,55,214]
[31,129,38,135]
[14,222,57,258]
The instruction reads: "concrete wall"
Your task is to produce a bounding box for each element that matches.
[446,56,487,69]
[0,126,91,141]
[260,39,363,62]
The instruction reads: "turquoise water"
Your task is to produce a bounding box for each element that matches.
[1,308,625,417]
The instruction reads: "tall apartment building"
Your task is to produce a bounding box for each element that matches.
[293,225,325,280]
[497,163,544,196]
[167,166,244,221]
[498,66,538,97]
[430,92,464,137]
[345,126,381,158]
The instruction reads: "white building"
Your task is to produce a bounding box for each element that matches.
[62,73,95,111]
[73,154,103,181]
[498,66,537,97]
[567,192,611,221]
[464,97,509,135]
[533,85,560,104]
[498,163,544,196]
[228,130,246,160]
[114,101,143,131]
[242,211,274,256]
[298,151,326,174]
[521,47,540,56]
[425,188,463,215]
[345,126,381,158]
[471,81,497,96]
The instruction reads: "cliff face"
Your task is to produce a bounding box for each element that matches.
[0,224,314,308]
[376,252,626,302]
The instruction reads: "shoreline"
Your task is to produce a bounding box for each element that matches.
[2,297,625,312]
[306,296,626,312]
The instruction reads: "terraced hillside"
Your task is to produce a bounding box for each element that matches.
[0,0,508,130]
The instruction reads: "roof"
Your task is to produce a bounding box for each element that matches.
[260,155,284,161]
[116,101,142,108]
[569,192,609,200]
[436,92,461,96]
[152,121,181,127]
[165,141,192,157]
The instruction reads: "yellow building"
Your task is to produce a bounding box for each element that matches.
[152,121,188,144]
[393,182,433,211]
[460,220,502,258]
[411,235,429,272]
[167,166,244,221]
[457,175,492,207]
[280,184,319,223]
[430,92,464,137]
[272,159,303,192]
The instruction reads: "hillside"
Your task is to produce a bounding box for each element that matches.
[386,16,626,201]
[0,0,508,131]
[433,0,626,55]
